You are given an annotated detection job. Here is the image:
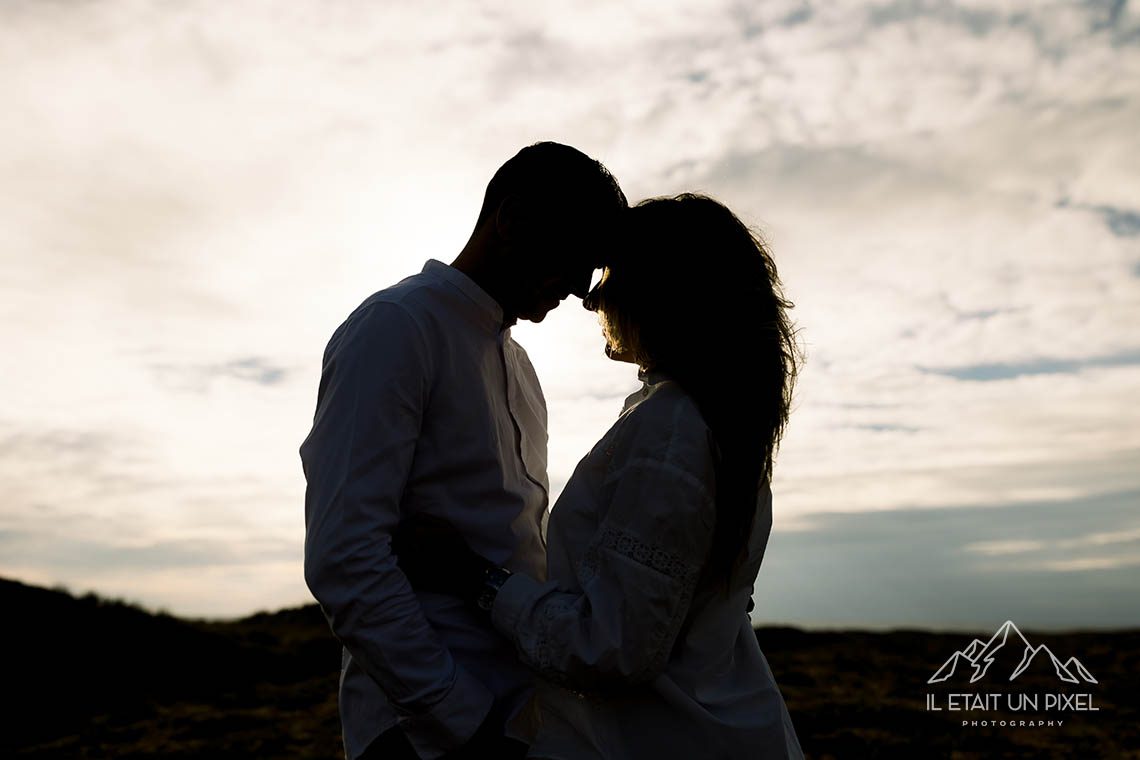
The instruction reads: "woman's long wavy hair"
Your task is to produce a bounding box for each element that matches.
[586,194,800,587]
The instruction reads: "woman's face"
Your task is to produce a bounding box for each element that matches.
[584,267,639,365]
[602,336,637,364]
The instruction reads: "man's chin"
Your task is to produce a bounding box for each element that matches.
[519,308,552,324]
[518,298,564,323]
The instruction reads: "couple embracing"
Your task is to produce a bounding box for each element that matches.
[301,142,804,760]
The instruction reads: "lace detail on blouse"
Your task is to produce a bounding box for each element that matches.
[524,524,701,691]
[532,596,576,688]
[579,525,700,590]
[500,381,716,701]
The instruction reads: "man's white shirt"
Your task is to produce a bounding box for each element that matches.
[301,260,548,760]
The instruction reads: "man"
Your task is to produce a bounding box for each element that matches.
[301,142,627,760]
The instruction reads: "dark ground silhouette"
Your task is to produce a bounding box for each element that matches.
[4,577,1137,759]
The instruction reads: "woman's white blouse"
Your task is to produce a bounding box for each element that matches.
[492,374,804,760]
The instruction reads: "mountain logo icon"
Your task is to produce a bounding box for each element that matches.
[927,620,1098,685]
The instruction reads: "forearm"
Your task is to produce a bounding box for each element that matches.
[305,526,493,752]
[488,540,702,690]
[486,419,718,690]
[300,300,491,755]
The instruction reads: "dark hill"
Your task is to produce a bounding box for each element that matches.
[1,577,341,758]
[3,577,1138,759]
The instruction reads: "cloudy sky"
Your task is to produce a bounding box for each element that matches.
[2,0,1138,628]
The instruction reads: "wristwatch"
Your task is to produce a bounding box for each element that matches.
[475,565,513,612]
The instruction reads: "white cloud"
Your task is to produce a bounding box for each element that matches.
[1040,555,1140,572]
[962,539,1047,556]
[959,520,1140,576]
[2,0,1139,617]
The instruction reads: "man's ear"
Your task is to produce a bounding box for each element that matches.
[495,195,530,243]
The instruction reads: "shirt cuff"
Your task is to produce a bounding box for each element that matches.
[400,663,495,760]
[491,571,544,639]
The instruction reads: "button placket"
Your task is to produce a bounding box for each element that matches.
[499,334,549,507]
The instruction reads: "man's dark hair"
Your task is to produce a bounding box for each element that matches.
[475,142,628,227]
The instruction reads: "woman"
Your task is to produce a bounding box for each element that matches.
[396,193,804,759]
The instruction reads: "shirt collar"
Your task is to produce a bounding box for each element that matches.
[623,367,674,413]
[637,367,672,387]
[422,259,508,334]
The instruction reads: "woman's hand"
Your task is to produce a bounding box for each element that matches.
[392,512,494,600]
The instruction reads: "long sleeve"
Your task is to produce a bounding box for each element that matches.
[300,301,493,758]
[491,393,717,690]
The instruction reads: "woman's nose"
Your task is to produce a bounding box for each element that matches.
[582,285,601,312]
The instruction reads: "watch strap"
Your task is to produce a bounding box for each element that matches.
[475,565,512,612]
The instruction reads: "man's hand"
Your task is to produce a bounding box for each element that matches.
[392,513,494,600]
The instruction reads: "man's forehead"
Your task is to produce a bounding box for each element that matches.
[545,237,606,268]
